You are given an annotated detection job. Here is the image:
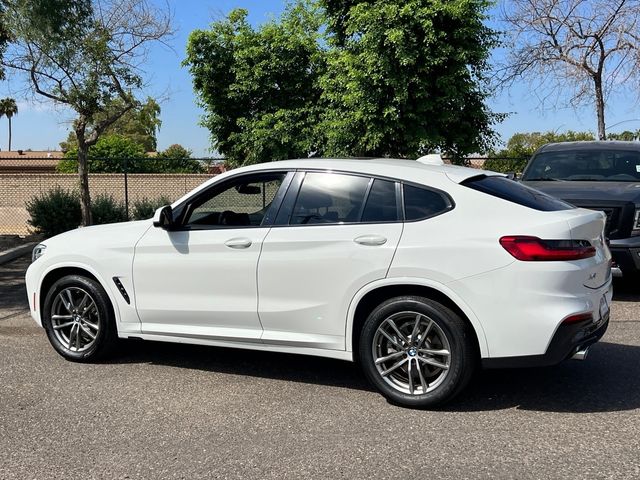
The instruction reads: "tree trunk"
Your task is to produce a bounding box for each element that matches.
[594,77,606,140]
[8,116,11,151]
[77,143,93,226]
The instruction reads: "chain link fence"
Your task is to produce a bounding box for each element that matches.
[0,157,224,235]
[0,156,528,236]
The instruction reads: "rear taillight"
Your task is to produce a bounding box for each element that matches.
[499,236,596,261]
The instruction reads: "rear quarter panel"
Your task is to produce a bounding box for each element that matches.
[389,181,608,358]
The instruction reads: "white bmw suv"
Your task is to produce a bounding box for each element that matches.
[26,159,612,407]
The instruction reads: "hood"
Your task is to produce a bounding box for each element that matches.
[522,181,640,204]
[43,220,152,252]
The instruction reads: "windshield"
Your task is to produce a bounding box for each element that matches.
[522,149,640,182]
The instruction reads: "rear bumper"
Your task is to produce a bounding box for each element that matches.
[482,315,609,369]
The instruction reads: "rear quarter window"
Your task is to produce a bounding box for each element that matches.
[462,175,573,211]
[403,184,453,221]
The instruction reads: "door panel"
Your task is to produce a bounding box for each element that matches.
[257,224,403,350]
[133,227,269,340]
[132,171,289,341]
[257,172,404,351]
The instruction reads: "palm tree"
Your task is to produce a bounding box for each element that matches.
[0,98,18,151]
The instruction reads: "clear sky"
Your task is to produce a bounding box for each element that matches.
[1,0,638,157]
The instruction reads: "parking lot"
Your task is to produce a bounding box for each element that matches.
[1,255,639,479]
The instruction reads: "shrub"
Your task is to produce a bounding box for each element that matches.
[27,189,129,238]
[131,196,172,220]
[26,187,82,238]
[91,194,127,225]
[482,157,529,174]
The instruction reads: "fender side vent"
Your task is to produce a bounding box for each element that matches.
[112,277,131,304]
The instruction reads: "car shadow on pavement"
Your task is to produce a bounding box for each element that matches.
[450,341,640,413]
[112,339,375,392]
[110,339,640,413]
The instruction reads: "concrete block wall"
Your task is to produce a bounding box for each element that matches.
[0,173,214,235]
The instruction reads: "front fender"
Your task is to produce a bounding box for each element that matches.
[27,256,141,335]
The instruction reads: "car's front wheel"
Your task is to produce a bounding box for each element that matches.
[42,274,117,362]
[359,295,476,408]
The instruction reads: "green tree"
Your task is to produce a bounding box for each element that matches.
[0,2,10,80]
[607,130,638,141]
[185,0,501,166]
[58,134,147,173]
[319,0,500,160]
[185,4,325,167]
[60,138,204,174]
[0,97,18,150]
[159,144,192,159]
[484,130,595,173]
[60,97,162,152]
[148,144,205,173]
[1,0,172,226]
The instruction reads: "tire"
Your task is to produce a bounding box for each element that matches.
[42,274,118,362]
[359,295,477,408]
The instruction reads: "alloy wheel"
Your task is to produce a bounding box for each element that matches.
[372,311,451,395]
[50,287,101,353]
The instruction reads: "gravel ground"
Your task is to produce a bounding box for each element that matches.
[1,255,639,479]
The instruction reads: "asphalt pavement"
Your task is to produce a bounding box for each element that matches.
[1,255,639,479]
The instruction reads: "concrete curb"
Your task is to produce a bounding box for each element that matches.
[0,242,37,266]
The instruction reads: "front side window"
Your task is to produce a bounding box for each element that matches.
[290,172,370,224]
[185,173,286,227]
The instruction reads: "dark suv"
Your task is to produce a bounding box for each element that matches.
[520,141,640,278]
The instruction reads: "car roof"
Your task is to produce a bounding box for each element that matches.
[538,141,640,153]
[228,157,490,184]
[171,157,501,209]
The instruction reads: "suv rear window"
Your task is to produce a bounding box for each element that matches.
[462,175,573,211]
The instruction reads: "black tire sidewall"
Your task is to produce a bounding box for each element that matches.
[359,296,474,408]
[42,274,115,362]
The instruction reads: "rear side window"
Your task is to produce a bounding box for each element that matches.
[403,184,452,221]
[462,175,573,211]
[362,179,400,222]
[290,172,370,224]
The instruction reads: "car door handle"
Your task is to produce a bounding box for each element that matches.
[224,237,252,249]
[354,235,387,246]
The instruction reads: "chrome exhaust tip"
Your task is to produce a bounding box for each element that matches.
[572,347,589,361]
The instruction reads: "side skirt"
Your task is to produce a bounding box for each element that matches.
[117,332,354,362]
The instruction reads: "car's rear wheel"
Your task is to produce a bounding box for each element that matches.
[42,274,117,362]
[359,295,476,408]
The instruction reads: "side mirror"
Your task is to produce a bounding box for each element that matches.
[506,172,517,181]
[153,205,174,229]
